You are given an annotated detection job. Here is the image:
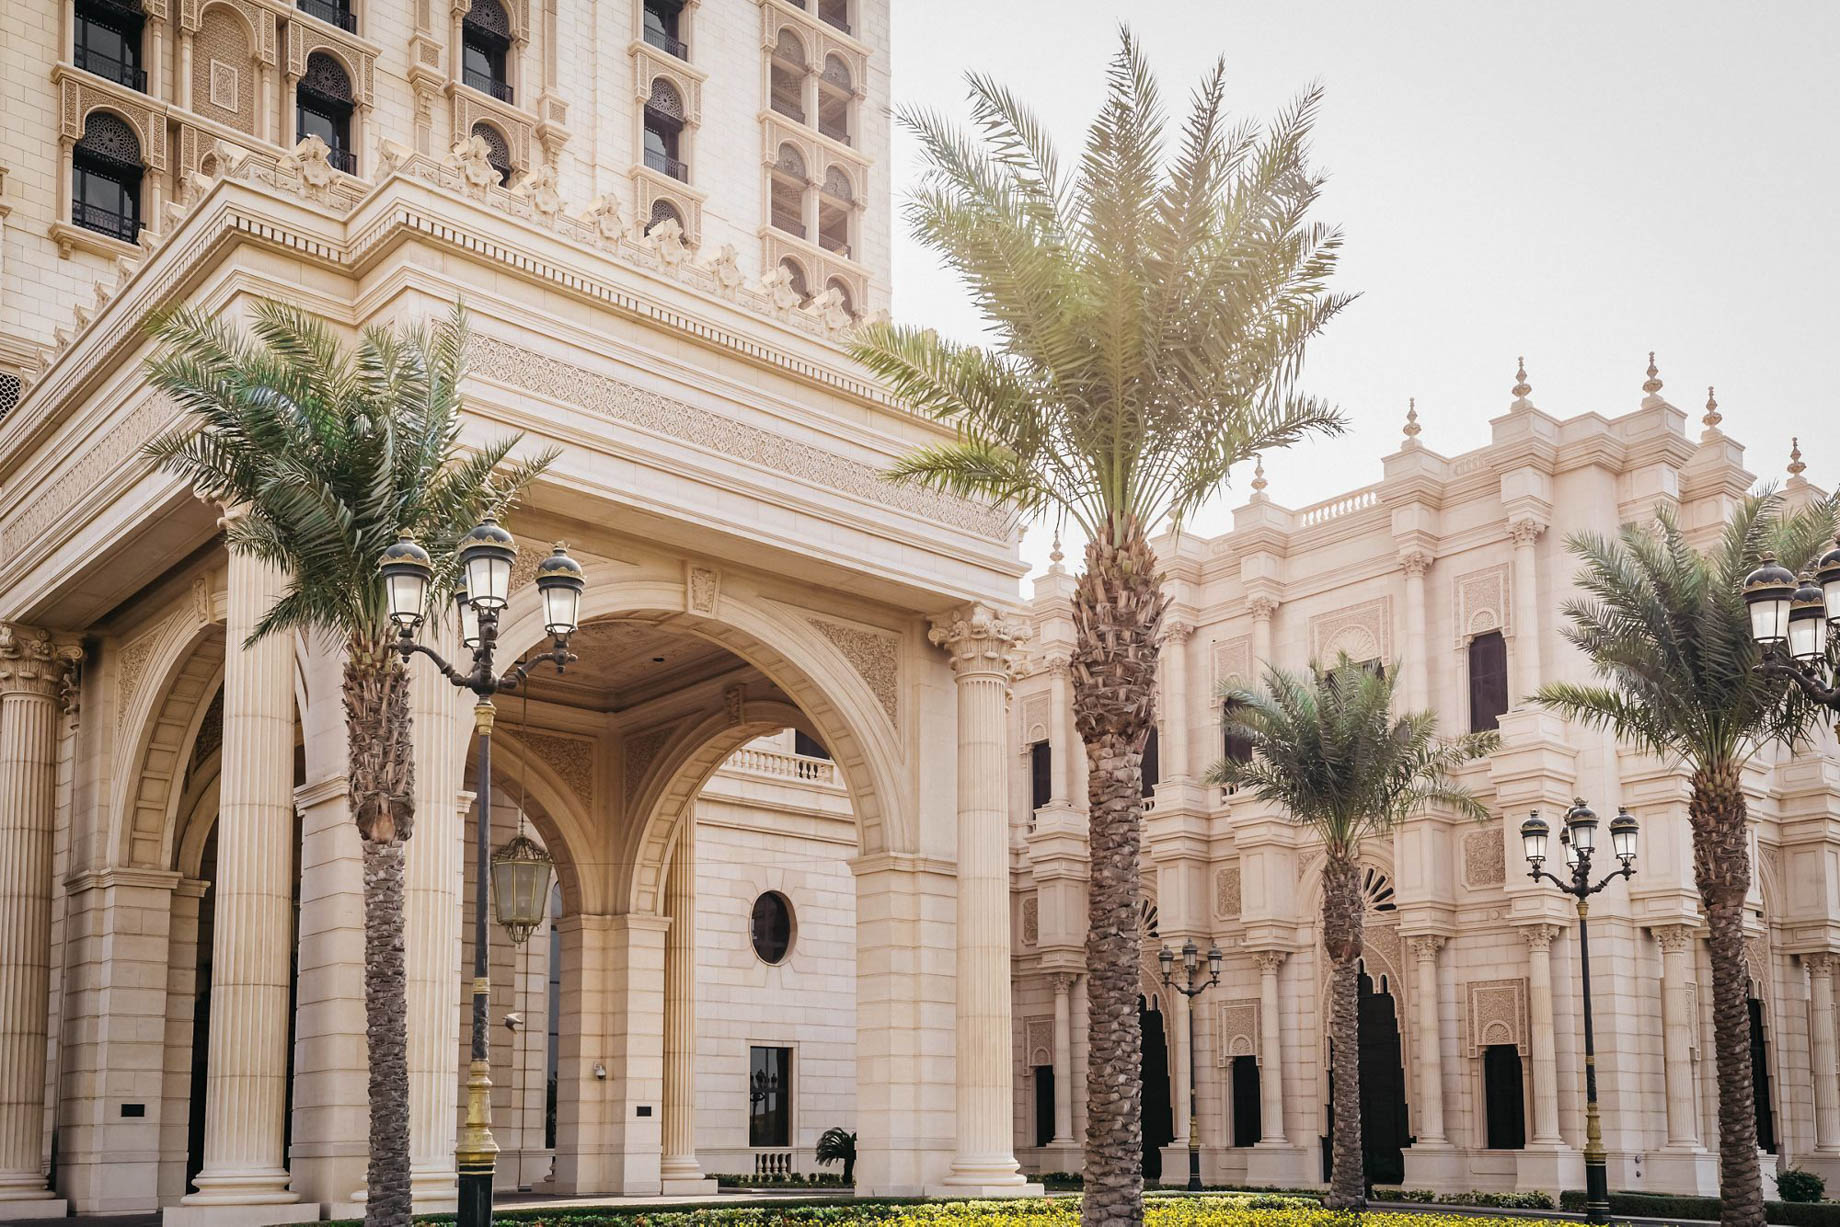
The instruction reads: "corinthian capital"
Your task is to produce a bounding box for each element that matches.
[1247,595,1280,623]
[1508,517,1547,547]
[0,624,81,702]
[928,602,1028,677]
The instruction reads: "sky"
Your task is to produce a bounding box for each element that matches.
[887,1,1838,581]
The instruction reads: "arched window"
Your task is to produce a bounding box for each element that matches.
[71,111,142,241]
[462,0,512,102]
[1467,630,1508,732]
[75,0,144,90]
[817,54,852,144]
[646,197,683,236]
[297,0,356,33]
[824,277,854,319]
[818,167,852,254]
[296,52,355,172]
[641,0,686,60]
[769,142,805,236]
[777,257,809,306]
[769,30,805,122]
[643,79,687,181]
[471,121,511,185]
[818,0,848,33]
[1140,726,1159,797]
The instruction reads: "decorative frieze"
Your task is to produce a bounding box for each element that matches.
[1309,596,1391,664]
[1465,977,1529,1056]
[1462,827,1505,887]
[1453,563,1511,645]
[1218,999,1259,1061]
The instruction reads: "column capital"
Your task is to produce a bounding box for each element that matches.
[1158,619,1195,646]
[1247,594,1280,624]
[1397,548,1433,578]
[1806,952,1838,977]
[0,623,82,702]
[1653,924,1698,954]
[1050,971,1079,995]
[1043,651,1072,678]
[928,602,1028,678]
[1408,933,1446,961]
[1252,949,1287,974]
[1508,516,1547,547]
[1521,922,1562,953]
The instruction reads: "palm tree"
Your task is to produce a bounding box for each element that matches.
[814,1126,857,1185]
[143,301,550,1227]
[1535,496,1834,1227]
[852,32,1350,1224]
[1205,656,1498,1208]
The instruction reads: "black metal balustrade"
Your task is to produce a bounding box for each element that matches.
[463,68,514,104]
[72,199,139,242]
[297,0,357,31]
[74,45,146,90]
[645,147,687,182]
[643,25,687,60]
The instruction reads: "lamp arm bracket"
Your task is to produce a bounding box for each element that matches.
[1756,655,1840,707]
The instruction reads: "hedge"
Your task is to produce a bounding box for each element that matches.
[1558,1190,1840,1225]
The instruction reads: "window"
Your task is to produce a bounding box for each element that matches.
[296,52,355,173]
[1140,726,1159,797]
[769,30,805,122]
[818,0,848,33]
[1033,1065,1055,1147]
[1468,630,1508,732]
[645,198,683,236]
[644,80,687,181]
[462,0,513,103]
[748,1046,791,1147]
[1481,1045,1526,1149]
[817,56,852,144]
[544,883,562,1149]
[1222,701,1253,794]
[470,121,511,185]
[1751,997,1777,1153]
[75,0,144,90]
[1030,740,1052,810]
[818,167,852,255]
[778,257,810,306]
[296,0,356,32]
[71,111,142,242]
[769,142,806,235]
[642,0,686,59]
[750,891,793,964]
[1230,1055,1261,1147]
[823,278,855,319]
[792,730,829,760]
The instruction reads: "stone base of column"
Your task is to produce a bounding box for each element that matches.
[1513,1144,1584,1195]
[0,1197,69,1221]
[1644,1147,1719,1197]
[1796,1152,1840,1188]
[930,1159,1041,1199]
[1402,1143,1469,1194]
[660,1176,720,1197]
[163,1201,322,1227]
[1245,1143,1316,1188]
[1033,1141,1082,1177]
[1157,1143,1201,1187]
[410,1165,460,1214]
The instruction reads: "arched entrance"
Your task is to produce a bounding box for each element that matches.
[1139,997,1172,1181]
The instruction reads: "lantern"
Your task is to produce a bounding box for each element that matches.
[1609,807,1639,867]
[1817,535,1840,626]
[1743,552,1798,647]
[534,542,585,637]
[1520,812,1550,866]
[1206,945,1224,980]
[454,583,482,651]
[489,833,554,944]
[458,517,517,610]
[1158,946,1175,983]
[1181,938,1200,974]
[377,535,433,629]
[1788,573,1827,663]
[1566,797,1598,856]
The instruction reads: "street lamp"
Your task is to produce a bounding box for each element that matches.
[1520,799,1638,1227]
[1159,937,1224,1192]
[384,526,586,1227]
[1744,543,1840,707]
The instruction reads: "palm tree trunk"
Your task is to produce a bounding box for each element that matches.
[1321,851,1365,1210]
[1690,763,1763,1227]
[346,639,417,1227]
[1070,518,1166,1227]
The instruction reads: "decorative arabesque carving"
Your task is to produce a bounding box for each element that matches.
[1211,635,1252,689]
[622,724,676,805]
[1463,827,1505,887]
[809,616,898,727]
[1465,977,1530,1056]
[1020,895,1038,946]
[1310,597,1391,664]
[686,566,719,615]
[1218,999,1260,1062]
[1214,866,1241,921]
[515,728,593,807]
[1453,563,1511,645]
[1025,1017,1053,1067]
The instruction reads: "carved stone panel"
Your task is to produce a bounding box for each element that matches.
[1021,692,1050,744]
[1463,827,1505,887]
[1465,977,1529,1056]
[1025,1017,1053,1067]
[1310,597,1391,664]
[1218,999,1260,1062]
[1211,634,1252,690]
[808,616,898,729]
[1214,866,1241,922]
[518,728,594,808]
[1453,562,1511,645]
[1020,894,1038,947]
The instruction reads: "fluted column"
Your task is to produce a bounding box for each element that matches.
[1159,622,1193,782]
[1169,985,1191,1147]
[1249,597,1278,675]
[659,838,709,1190]
[1410,936,1448,1145]
[929,603,1032,1193]
[1523,924,1563,1146]
[0,626,76,1208]
[1049,975,1074,1145]
[1398,551,1431,712]
[1808,955,1840,1153]
[1047,656,1076,806]
[1654,925,1701,1147]
[183,549,300,1207]
[406,623,464,1212]
[1509,519,1545,704]
[1254,951,1286,1144]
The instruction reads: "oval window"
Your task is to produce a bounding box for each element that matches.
[750,891,794,964]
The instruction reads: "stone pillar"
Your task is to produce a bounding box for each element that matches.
[1048,656,1076,806]
[1254,951,1286,1144]
[659,842,712,1194]
[1509,518,1545,704]
[928,604,1036,1195]
[1049,975,1074,1145]
[175,550,315,1223]
[1159,622,1193,782]
[1410,935,1448,1145]
[1524,924,1563,1146]
[1809,955,1840,1154]
[1399,551,1431,712]
[1249,597,1277,674]
[1169,985,1191,1149]
[0,625,74,1217]
[1655,926,1701,1148]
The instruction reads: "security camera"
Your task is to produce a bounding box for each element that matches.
[503,1012,524,1032]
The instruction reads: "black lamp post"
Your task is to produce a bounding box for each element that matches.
[380,524,585,1227]
[1743,542,1840,709]
[1159,938,1224,1193]
[1520,799,1639,1226]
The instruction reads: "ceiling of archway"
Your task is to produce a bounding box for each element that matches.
[520,617,765,713]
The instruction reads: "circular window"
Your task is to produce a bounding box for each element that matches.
[750,891,794,965]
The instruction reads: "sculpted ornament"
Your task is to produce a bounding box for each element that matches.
[928,602,1027,677]
[0,624,81,704]
[759,264,802,312]
[450,134,501,194]
[648,216,690,266]
[706,244,744,295]
[289,134,336,194]
[583,194,624,242]
[514,162,563,221]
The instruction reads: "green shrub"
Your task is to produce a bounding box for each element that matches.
[1778,1169,1827,1204]
[1560,1189,1840,1226]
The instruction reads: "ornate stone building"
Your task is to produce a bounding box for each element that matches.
[1008,377,1840,1197]
[0,0,1047,1219]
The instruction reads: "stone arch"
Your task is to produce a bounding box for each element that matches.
[76,106,149,167]
[112,613,227,870]
[299,46,357,100]
[1321,624,1381,665]
[193,3,260,134]
[470,724,600,916]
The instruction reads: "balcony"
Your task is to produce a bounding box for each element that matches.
[324,145,357,174]
[462,68,514,105]
[644,147,687,182]
[817,231,850,258]
[74,46,145,92]
[72,200,138,243]
[770,211,805,239]
[642,25,687,61]
[296,0,357,32]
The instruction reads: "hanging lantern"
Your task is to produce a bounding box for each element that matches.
[490,833,555,944]
[458,516,518,610]
[1743,552,1798,647]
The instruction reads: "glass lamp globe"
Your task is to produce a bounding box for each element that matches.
[1817,535,1840,626]
[1566,798,1598,855]
[1158,946,1175,982]
[1788,574,1828,663]
[1609,807,1639,866]
[377,535,433,629]
[458,517,518,611]
[1206,945,1224,979]
[1520,812,1550,866]
[454,583,482,650]
[489,833,555,945]
[1743,552,1798,646]
[534,542,586,637]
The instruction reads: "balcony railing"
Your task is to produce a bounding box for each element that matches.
[324,145,357,174]
[770,213,805,238]
[462,68,514,104]
[770,95,805,123]
[74,46,146,91]
[817,232,849,257]
[818,119,850,146]
[642,25,687,60]
[72,200,139,243]
[728,746,838,786]
[296,0,357,31]
[644,147,687,182]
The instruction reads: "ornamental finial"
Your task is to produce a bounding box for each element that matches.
[1702,385,1721,433]
[1788,437,1806,479]
[1048,531,1065,572]
[1402,397,1421,441]
[1511,357,1531,402]
[1642,351,1664,398]
[1250,455,1268,498]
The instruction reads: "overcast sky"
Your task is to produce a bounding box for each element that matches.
[887,1,1836,580]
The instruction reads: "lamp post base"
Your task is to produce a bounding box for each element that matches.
[457,1169,494,1227]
